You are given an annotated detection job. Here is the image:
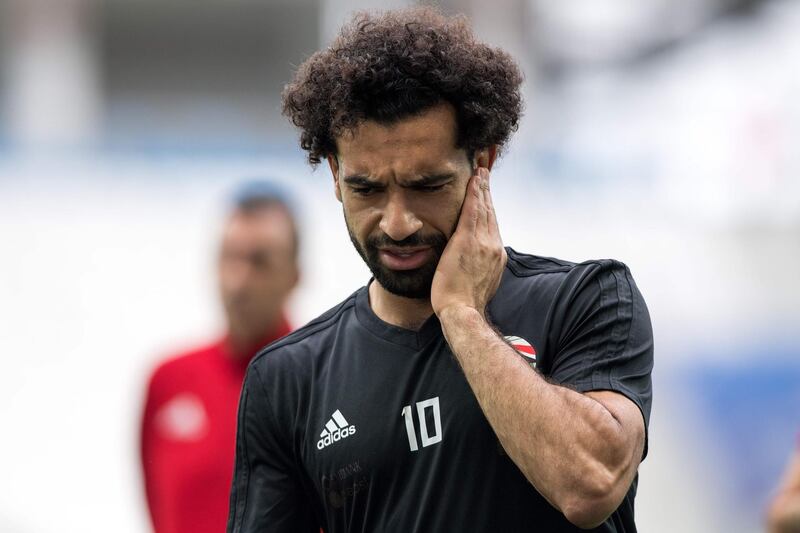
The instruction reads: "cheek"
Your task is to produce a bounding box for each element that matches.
[423,194,463,236]
[217,262,238,290]
[257,265,295,294]
[344,202,380,237]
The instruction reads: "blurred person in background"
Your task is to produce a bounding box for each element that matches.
[768,440,800,533]
[141,182,300,533]
[228,7,652,533]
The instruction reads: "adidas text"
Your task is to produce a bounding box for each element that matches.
[317,425,356,450]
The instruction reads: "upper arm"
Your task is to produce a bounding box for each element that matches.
[227,366,319,533]
[548,260,654,458]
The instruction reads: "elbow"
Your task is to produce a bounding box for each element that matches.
[559,464,627,529]
[562,501,615,530]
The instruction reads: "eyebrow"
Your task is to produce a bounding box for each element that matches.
[342,173,456,187]
[342,175,378,187]
[410,173,456,186]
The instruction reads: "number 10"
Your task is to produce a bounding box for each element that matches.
[401,396,443,451]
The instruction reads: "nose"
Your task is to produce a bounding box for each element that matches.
[379,192,423,242]
[224,257,254,298]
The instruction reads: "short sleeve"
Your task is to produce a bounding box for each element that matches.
[547,260,654,457]
[227,365,320,533]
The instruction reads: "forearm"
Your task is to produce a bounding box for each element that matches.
[439,305,639,527]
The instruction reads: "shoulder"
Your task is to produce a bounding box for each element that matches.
[142,341,222,414]
[146,340,221,389]
[502,247,637,298]
[495,248,649,339]
[505,247,630,280]
[504,247,577,276]
[248,288,362,379]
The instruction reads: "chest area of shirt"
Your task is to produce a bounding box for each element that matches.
[150,369,242,451]
[299,344,506,495]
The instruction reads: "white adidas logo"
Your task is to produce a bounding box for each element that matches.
[316,409,356,450]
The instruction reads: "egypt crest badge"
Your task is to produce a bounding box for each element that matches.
[504,335,537,369]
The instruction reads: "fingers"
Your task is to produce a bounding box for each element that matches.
[458,167,500,240]
[457,172,482,234]
[474,170,488,233]
[477,167,501,238]
[477,168,490,229]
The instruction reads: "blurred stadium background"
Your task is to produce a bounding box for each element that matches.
[0,0,798,531]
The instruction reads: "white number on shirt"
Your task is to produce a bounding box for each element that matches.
[401,396,443,452]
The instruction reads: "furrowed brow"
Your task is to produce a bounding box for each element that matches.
[405,173,456,186]
[343,175,380,187]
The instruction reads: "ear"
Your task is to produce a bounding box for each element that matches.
[473,145,498,171]
[327,154,342,203]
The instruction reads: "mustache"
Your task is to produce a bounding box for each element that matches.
[366,233,446,249]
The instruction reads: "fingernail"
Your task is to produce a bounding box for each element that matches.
[479,168,489,179]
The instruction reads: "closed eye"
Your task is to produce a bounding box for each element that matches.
[415,184,446,192]
[350,185,381,196]
[343,175,383,197]
[409,173,455,192]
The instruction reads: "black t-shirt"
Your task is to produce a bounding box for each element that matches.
[228,248,654,533]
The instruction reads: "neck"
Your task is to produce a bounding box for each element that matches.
[368,281,434,331]
[227,316,288,360]
[227,331,262,360]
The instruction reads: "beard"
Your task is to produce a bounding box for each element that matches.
[345,214,452,299]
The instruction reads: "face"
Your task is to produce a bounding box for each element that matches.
[218,206,299,343]
[330,103,486,299]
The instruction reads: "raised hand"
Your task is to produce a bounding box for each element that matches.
[430,167,507,319]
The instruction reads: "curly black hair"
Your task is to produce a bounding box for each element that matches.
[282,6,524,166]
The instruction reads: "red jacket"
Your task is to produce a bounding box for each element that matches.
[141,320,291,533]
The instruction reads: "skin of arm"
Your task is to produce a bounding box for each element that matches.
[432,167,646,529]
[768,446,800,533]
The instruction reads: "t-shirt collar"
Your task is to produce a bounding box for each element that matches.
[354,280,442,350]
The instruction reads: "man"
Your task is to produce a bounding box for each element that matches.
[768,440,800,533]
[229,7,653,532]
[142,182,300,533]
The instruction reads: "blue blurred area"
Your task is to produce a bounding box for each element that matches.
[682,342,800,509]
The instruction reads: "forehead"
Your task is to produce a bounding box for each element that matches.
[335,104,467,177]
[222,206,294,251]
